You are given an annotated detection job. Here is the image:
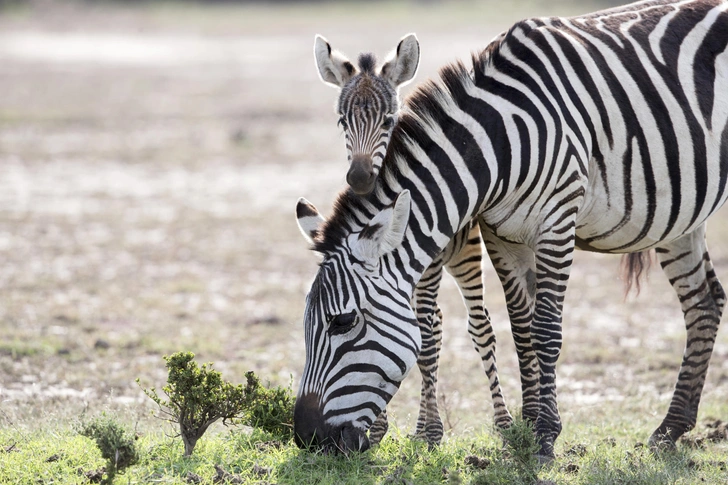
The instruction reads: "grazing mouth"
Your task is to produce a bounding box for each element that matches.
[296,423,371,454]
[327,424,370,454]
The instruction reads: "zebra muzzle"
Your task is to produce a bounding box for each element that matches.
[347,155,376,195]
[336,424,370,453]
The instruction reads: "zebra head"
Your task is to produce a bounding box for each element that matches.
[314,34,420,195]
[293,191,421,452]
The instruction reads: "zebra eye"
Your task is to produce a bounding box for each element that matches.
[328,311,358,335]
[338,116,348,130]
[382,117,394,129]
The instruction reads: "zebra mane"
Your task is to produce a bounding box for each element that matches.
[313,37,508,257]
[358,53,377,74]
[312,189,367,255]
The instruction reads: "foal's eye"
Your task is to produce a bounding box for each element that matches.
[328,311,358,335]
[382,117,394,129]
[338,117,348,130]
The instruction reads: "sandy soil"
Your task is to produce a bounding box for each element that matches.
[0,1,726,438]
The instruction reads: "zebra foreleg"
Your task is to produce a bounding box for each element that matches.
[446,223,512,429]
[411,264,446,445]
[649,224,725,449]
[480,221,540,424]
[368,409,389,445]
[368,262,445,446]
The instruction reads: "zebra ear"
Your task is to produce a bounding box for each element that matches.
[314,35,358,88]
[296,197,326,245]
[353,190,411,262]
[379,34,420,89]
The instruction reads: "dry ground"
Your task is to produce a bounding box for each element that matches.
[0,0,726,446]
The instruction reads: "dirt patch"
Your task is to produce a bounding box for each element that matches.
[680,419,728,448]
[464,455,491,470]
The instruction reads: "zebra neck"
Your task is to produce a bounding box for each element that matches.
[371,72,509,292]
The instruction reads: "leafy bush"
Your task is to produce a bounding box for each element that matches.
[138,351,295,456]
[241,370,295,438]
[77,413,139,484]
[138,352,249,456]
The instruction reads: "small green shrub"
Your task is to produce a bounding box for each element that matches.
[77,413,139,484]
[138,351,295,456]
[501,418,540,473]
[240,370,295,439]
[138,351,249,456]
[471,418,541,485]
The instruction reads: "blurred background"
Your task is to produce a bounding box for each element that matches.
[1,0,726,438]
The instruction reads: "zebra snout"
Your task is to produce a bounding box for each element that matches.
[293,392,325,449]
[338,424,370,453]
[347,155,376,195]
[293,393,371,453]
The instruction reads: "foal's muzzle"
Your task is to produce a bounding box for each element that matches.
[347,154,376,195]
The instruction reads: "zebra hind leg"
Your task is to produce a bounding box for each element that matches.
[649,225,725,449]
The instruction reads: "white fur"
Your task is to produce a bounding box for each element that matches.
[380,34,420,88]
[296,197,326,244]
[314,35,357,88]
[353,190,411,263]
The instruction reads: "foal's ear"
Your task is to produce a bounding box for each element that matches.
[296,197,326,245]
[379,34,420,89]
[314,35,358,88]
[353,190,411,263]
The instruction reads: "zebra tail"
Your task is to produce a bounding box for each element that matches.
[620,251,655,298]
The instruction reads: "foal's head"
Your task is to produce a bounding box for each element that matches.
[314,34,420,195]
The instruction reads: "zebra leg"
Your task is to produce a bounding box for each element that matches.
[446,222,512,429]
[411,262,446,445]
[368,257,445,446]
[479,220,540,424]
[529,232,576,461]
[648,224,725,449]
[368,409,389,445]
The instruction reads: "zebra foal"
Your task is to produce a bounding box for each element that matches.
[310,34,512,445]
[294,0,728,460]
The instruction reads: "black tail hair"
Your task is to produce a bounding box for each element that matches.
[620,251,654,297]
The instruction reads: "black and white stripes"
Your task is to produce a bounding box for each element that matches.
[295,0,728,459]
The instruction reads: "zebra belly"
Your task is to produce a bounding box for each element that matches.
[573,156,728,254]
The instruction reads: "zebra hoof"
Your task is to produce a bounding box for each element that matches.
[647,433,678,453]
[535,453,554,465]
[647,424,685,453]
[535,438,555,464]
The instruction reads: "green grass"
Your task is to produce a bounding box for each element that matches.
[1,419,726,485]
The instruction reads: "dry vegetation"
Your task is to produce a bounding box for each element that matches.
[0,0,727,454]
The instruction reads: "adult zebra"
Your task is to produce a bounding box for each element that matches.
[310,34,513,445]
[294,0,728,460]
